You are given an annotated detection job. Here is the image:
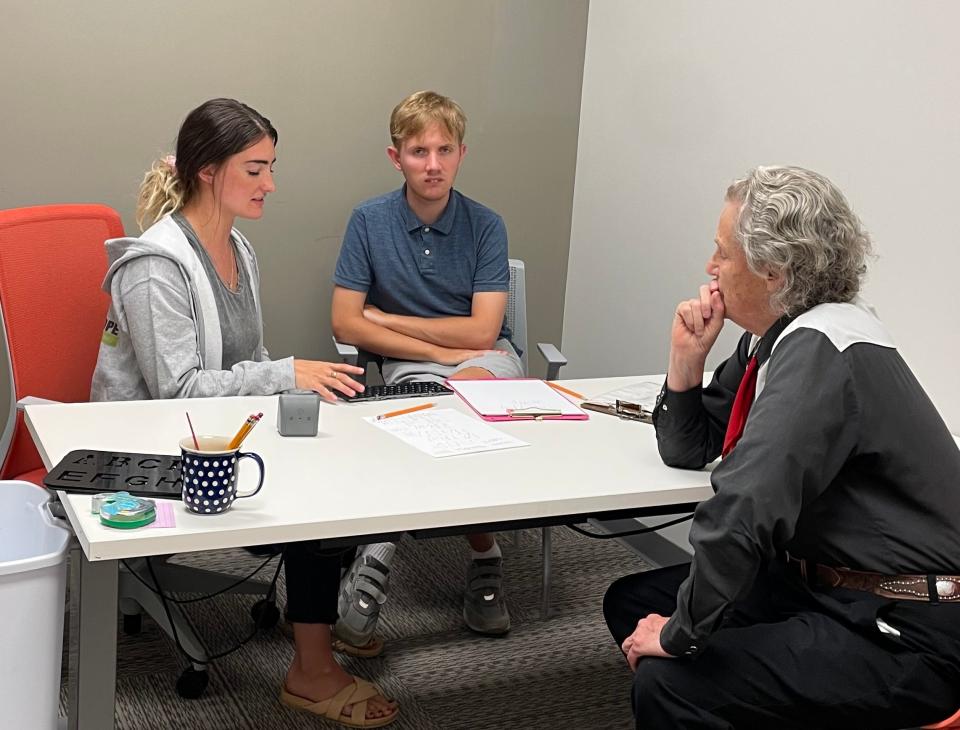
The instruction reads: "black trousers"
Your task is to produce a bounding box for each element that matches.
[603,562,960,730]
[282,540,356,625]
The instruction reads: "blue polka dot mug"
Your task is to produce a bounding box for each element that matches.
[179,436,265,515]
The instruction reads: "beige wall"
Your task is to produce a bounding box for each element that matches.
[0,1,587,416]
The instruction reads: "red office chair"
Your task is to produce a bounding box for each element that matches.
[925,707,960,729]
[0,204,119,483]
[0,204,278,699]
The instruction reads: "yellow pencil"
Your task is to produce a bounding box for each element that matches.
[546,381,585,400]
[376,402,435,421]
[228,412,263,449]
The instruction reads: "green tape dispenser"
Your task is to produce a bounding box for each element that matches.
[92,491,157,529]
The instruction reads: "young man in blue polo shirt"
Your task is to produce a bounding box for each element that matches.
[331,91,524,645]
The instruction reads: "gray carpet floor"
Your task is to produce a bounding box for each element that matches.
[61,528,647,729]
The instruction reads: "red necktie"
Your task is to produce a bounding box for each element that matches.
[722,355,758,458]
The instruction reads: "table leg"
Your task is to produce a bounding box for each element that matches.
[541,526,553,619]
[66,547,117,730]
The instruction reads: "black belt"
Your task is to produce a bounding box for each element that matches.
[785,554,960,603]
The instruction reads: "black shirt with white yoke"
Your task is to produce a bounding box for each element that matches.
[652,299,960,657]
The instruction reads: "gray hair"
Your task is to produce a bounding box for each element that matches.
[726,166,872,316]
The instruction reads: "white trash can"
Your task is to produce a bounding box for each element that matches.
[0,481,71,730]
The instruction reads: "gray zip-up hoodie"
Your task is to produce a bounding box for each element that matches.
[90,214,295,401]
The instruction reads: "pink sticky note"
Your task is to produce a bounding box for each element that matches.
[148,500,177,528]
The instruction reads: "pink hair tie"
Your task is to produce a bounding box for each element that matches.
[163,154,177,172]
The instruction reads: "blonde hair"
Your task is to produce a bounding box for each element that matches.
[390,90,466,149]
[136,157,184,232]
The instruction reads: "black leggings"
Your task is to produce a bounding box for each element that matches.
[282,540,355,625]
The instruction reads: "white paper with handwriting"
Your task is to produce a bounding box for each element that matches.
[365,408,528,458]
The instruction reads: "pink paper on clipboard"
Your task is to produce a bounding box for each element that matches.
[444,378,589,421]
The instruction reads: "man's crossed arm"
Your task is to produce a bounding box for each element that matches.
[331,286,507,365]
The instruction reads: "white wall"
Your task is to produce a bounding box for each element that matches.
[564,0,960,434]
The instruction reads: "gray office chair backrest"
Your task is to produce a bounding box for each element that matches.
[506,259,528,375]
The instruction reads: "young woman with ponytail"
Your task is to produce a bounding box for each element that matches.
[91,98,398,727]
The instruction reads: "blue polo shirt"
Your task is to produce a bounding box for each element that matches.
[334,187,512,343]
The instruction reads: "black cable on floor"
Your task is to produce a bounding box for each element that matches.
[121,554,277,604]
[141,553,284,665]
[565,512,694,539]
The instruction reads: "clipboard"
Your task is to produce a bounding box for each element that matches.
[580,399,653,423]
[577,380,661,423]
[444,378,589,421]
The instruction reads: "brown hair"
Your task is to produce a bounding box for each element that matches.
[136,98,278,231]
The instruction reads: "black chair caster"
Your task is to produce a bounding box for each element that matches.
[122,613,142,635]
[251,598,280,630]
[175,667,209,699]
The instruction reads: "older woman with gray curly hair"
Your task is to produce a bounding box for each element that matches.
[604,165,960,729]
[728,165,872,316]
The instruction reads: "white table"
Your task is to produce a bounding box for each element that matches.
[26,376,713,729]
